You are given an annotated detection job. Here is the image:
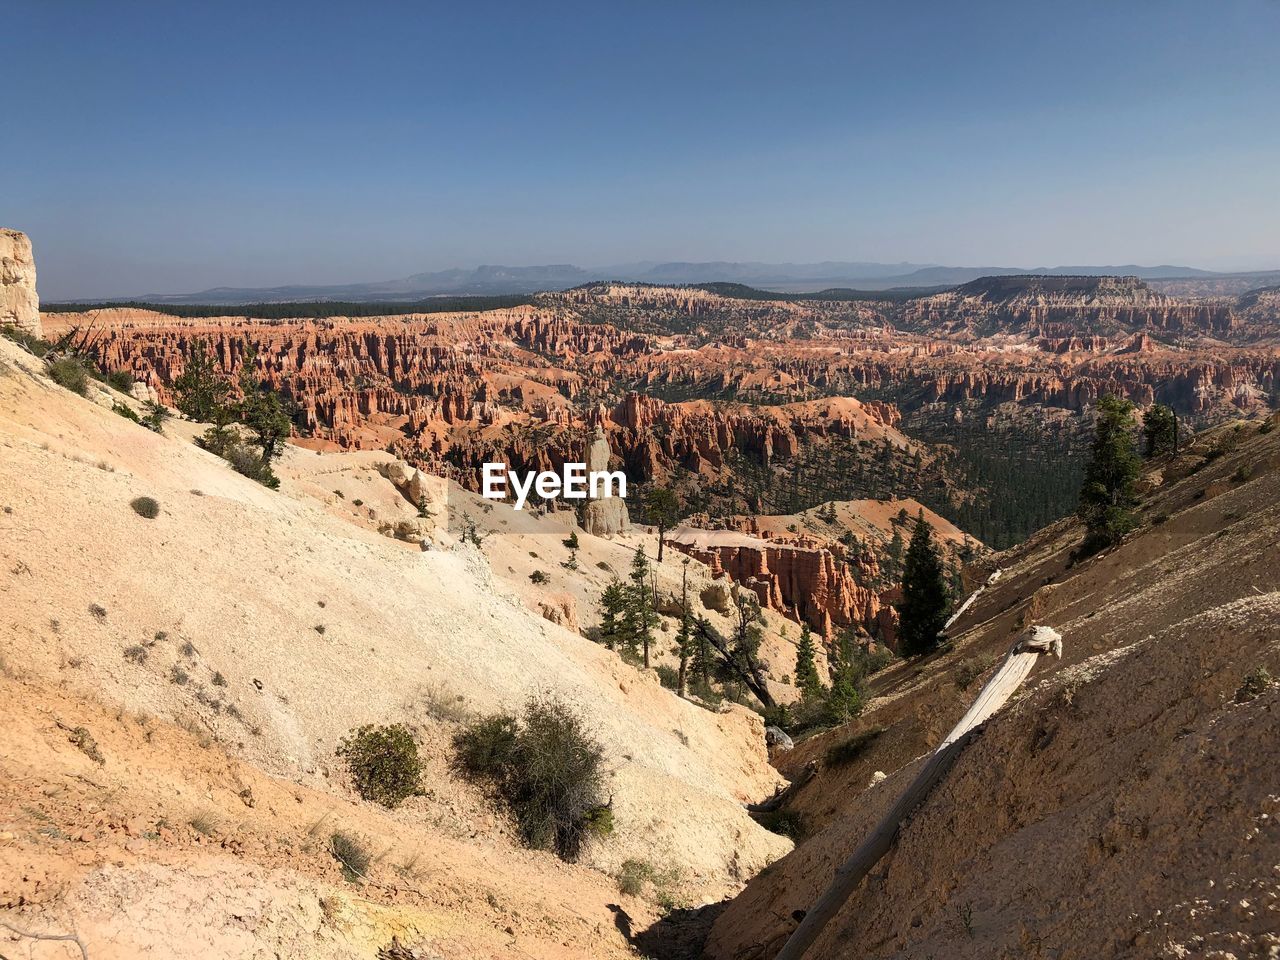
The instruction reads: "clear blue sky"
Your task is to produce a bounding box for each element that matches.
[5,0,1279,298]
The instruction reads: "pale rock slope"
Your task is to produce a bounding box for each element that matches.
[0,336,788,959]
[706,416,1280,959]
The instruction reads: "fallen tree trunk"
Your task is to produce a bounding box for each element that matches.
[944,566,1002,633]
[774,625,1062,960]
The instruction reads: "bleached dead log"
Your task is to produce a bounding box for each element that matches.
[773,624,1061,960]
[943,566,1002,632]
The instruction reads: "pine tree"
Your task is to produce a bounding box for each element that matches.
[794,623,822,701]
[644,487,681,562]
[886,526,905,579]
[1142,403,1178,458]
[896,513,951,657]
[598,581,626,651]
[236,343,293,464]
[675,562,693,696]
[824,628,864,724]
[625,547,654,667]
[1079,395,1141,551]
[173,338,231,423]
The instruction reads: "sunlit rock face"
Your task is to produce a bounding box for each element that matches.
[1,229,40,339]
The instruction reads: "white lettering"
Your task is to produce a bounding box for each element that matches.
[563,462,587,498]
[590,470,627,499]
[482,462,507,500]
[510,469,537,511]
[535,471,561,499]
[481,463,626,510]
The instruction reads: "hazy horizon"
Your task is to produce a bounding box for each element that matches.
[6,0,1279,300]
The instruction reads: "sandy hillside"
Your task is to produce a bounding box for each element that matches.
[0,336,791,959]
[705,415,1280,959]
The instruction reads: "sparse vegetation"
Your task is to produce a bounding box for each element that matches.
[170,665,190,685]
[130,495,161,519]
[954,655,995,691]
[330,831,372,882]
[47,355,90,394]
[336,723,425,808]
[189,811,218,836]
[1235,667,1274,704]
[89,603,107,621]
[64,723,104,764]
[615,857,683,908]
[113,400,142,422]
[123,645,149,664]
[454,697,610,861]
[529,569,549,584]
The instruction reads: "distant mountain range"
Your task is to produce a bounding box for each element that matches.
[87,261,1280,305]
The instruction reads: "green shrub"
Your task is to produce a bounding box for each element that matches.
[1235,667,1274,704]
[617,858,652,896]
[47,356,89,395]
[113,401,141,423]
[141,401,169,433]
[337,723,425,808]
[529,570,549,584]
[454,697,609,861]
[131,496,161,519]
[106,369,134,392]
[2,324,51,356]
[655,664,680,689]
[330,830,371,882]
[199,427,281,488]
[615,857,681,907]
[824,725,886,767]
[1232,464,1253,484]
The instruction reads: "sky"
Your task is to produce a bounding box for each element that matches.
[5,0,1280,299]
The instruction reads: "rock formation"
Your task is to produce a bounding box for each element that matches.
[581,421,630,536]
[668,527,896,642]
[1,229,40,339]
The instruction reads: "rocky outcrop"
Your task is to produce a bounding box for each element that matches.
[1,229,40,339]
[668,528,895,642]
[580,421,630,536]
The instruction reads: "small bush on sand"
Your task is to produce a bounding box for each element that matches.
[47,356,90,395]
[337,724,424,808]
[106,369,134,391]
[66,724,104,764]
[454,697,610,861]
[1235,667,1274,704]
[130,496,161,519]
[330,831,371,882]
[529,570,549,584]
[123,645,149,664]
[616,857,683,907]
[113,401,141,422]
